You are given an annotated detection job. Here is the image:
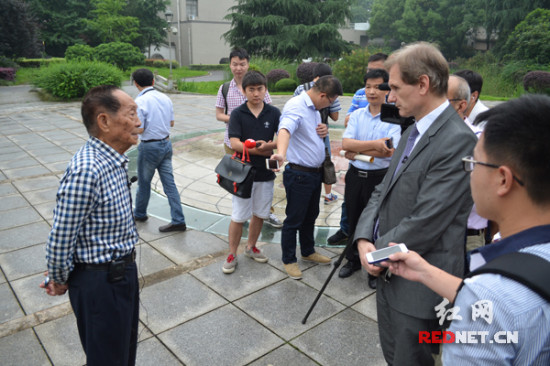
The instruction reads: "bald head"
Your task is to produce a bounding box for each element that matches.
[448,75,471,119]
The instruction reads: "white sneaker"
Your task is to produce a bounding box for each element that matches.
[266,213,283,229]
[245,246,268,263]
[222,254,238,274]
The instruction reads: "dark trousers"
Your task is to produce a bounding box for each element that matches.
[68,263,139,366]
[281,166,322,264]
[344,165,387,263]
[377,284,440,365]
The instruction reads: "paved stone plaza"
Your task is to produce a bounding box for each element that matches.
[0,83,386,365]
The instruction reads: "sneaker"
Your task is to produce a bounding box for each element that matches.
[222,254,238,274]
[327,229,348,246]
[265,213,283,229]
[324,193,338,204]
[245,246,268,263]
[283,263,302,279]
[302,252,331,265]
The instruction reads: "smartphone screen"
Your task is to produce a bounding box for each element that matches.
[266,159,279,169]
[367,244,407,264]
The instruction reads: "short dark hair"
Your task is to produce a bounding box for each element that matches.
[368,52,388,63]
[454,69,483,95]
[313,63,332,78]
[242,70,267,90]
[229,47,250,62]
[480,94,550,204]
[132,68,154,87]
[81,85,121,136]
[313,75,343,98]
[364,68,389,83]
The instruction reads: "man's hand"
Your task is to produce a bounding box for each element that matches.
[386,246,430,283]
[373,138,395,157]
[344,151,357,160]
[39,272,68,296]
[270,153,285,172]
[316,123,328,139]
[255,140,273,156]
[357,239,385,277]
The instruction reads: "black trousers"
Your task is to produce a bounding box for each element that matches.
[344,165,387,263]
[68,262,139,366]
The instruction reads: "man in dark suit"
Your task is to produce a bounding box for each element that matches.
[355,42,477,365]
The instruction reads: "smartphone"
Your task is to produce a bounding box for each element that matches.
[366,243,408,265]
[385,137,394,149]
[266,159,279,170]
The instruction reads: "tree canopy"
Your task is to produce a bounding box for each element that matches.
[0,0,44,58]
[224,0,353,60]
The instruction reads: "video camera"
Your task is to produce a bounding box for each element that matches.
[378,83,415,133]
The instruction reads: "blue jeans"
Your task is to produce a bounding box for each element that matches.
[281,166,322,264]
[134,140,185,225]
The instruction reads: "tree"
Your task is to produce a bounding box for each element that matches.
[500,8,550,65]
[123,0,170,57]
[83,0,140,45]
[350,0,373,23]
[224,0,353,60]
[1,0,42,58]
[27,0,92,57]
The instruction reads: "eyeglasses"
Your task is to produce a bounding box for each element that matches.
[448,98,463,102]
[325,94,336,104]
[461,156,525,186]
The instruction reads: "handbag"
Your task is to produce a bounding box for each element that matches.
[215,145,256,198]
[322,146,337,185]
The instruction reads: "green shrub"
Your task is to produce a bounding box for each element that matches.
[95,42,145,71]
[274,78,297,92]
[0,56,18,68]
[296,62,318,84]
[333,49,371,93]
[16,58,65,68]
[33,61,124,100]
[267,69,290,90]
[65,44,95,62]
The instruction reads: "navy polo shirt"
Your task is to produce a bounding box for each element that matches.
[228,102,281,181]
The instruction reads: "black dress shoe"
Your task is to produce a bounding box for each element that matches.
[338,260,361,278]
[327,229,348,246]
[368,274,377,289]
[134,215,148,222]
[159,223,187,232]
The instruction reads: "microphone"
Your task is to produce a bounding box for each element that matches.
[128,176,138,188]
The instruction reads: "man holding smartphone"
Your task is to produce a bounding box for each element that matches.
[223,71,280,274]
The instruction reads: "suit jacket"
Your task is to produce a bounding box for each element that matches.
[354,105,477,319]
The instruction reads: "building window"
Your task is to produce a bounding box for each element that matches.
[186,0,198,19]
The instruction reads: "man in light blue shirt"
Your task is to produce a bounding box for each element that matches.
[132,68,186,232]
[271,75,343,280]
[385,94,550,365]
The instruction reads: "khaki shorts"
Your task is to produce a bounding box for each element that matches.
[231,180,274,223]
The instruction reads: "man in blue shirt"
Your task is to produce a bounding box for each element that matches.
[42,85,141,366]
[271,75,343,280]
[132,68,186,232]
[384,94,550,365]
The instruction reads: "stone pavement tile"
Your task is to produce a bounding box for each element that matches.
[11,175,61,192]
[0,271,5,285]
[0,243,46,281]
[191,254,286,302]
[34,314,86,366]
[34,152,73,165]
[0,145,23,155]
[0,328,51,366]
[0,194,29,211]
[11,273,68,315]
[0,221,51,253]
[136,337,183,366]
[44,161,70,173]
[0,124,30,135]
[248,344,319,366]
[352,292,378,322]
[0,171,7,181]
[33,201,55,223]
[258,243,328,273]
[0,282,24,323]
[159,304,284,366]
[234,279,345,340]
[139,273,227,334]
[0,183,17,196]
[147,229,227,265]
[1,165,50,180]
[0,206,42,231]
[0,157,41,170]
[134,242,176,277]
[21,187,58,205]
[291,308,385,366]
[301,264,375,307]
[0,150,29,162]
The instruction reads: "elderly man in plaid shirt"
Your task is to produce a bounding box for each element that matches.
[41,85,142,366]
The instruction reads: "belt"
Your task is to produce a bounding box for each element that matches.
[74,250,136,271]
[288,163,322,173]
[467,228,485,236]
[349,165,388,178]
[141,136,169,143]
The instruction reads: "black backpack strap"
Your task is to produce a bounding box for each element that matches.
[222,81,230,115]
[463,252,550,302]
